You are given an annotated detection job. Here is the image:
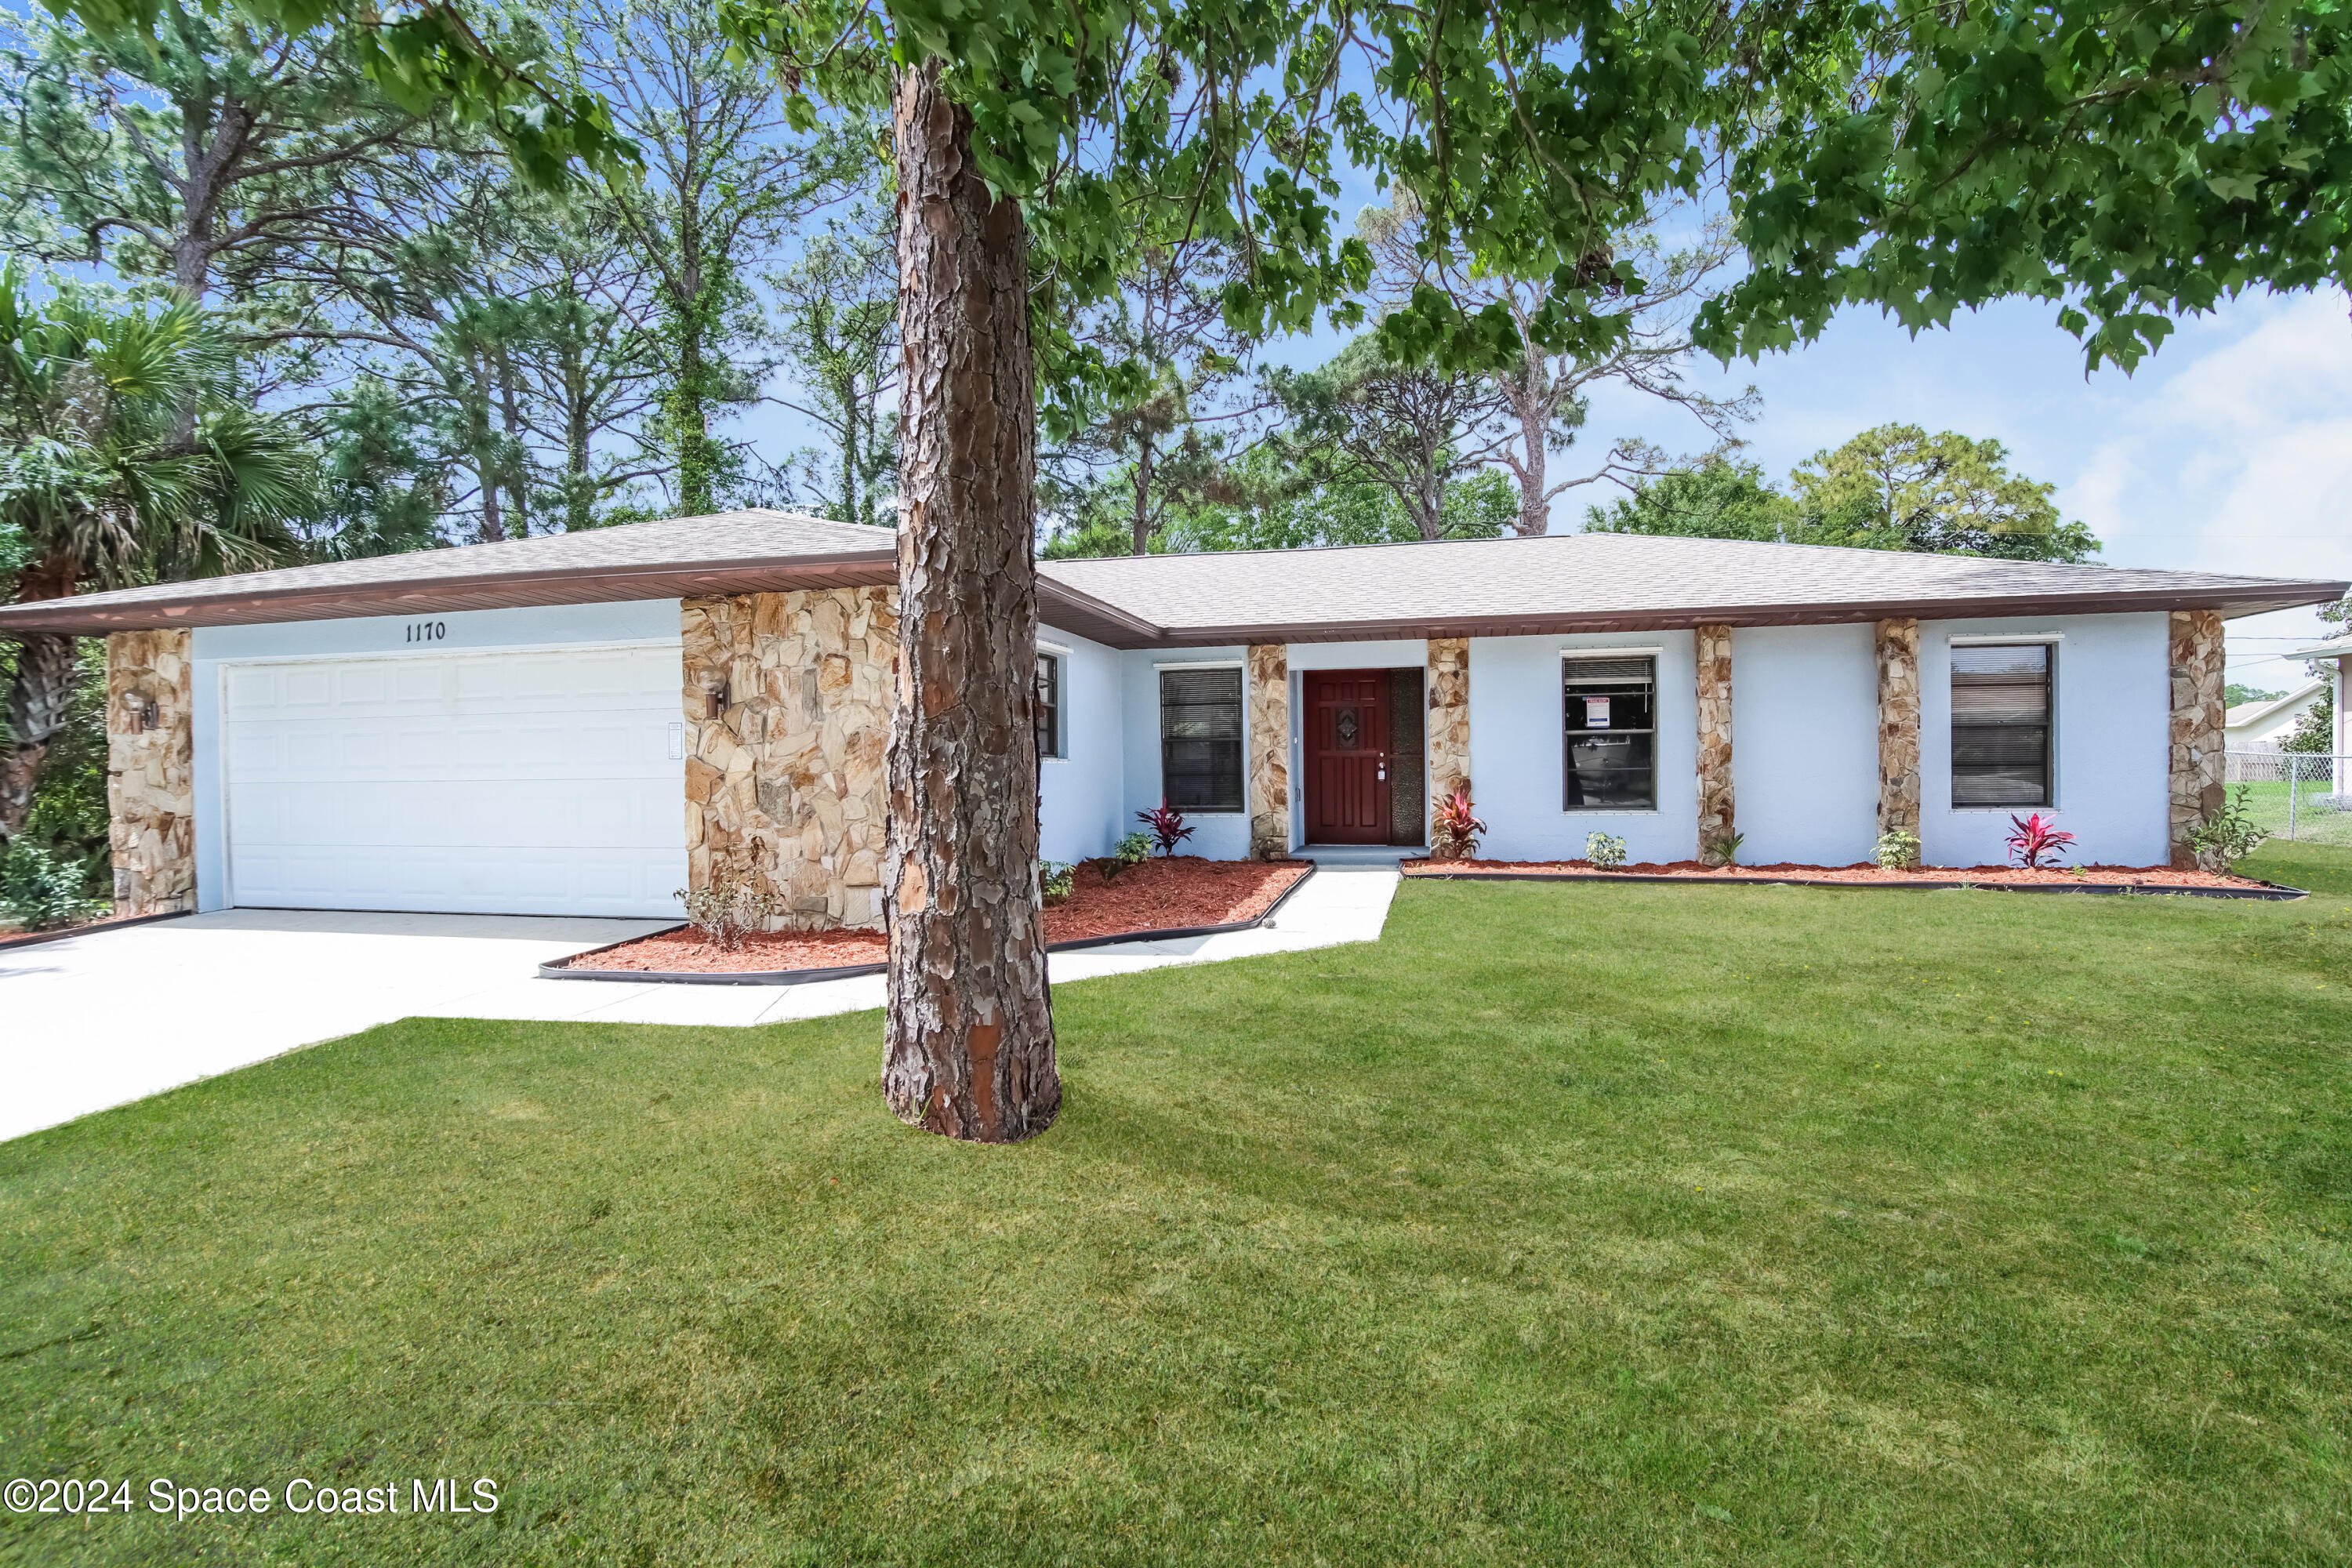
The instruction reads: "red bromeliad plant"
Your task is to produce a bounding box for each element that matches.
[1138,800,1195,857]
[2005,812,2076,869]
[1431,784,1487,862]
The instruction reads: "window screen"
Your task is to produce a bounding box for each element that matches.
[1563,655,1657,809]
[1951,643,2053,806]
[1035,652,1063,760]
[1160,666,1244,811]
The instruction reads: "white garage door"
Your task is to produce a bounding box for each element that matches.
[222,642,686,917]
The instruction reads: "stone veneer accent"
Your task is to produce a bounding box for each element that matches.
[681,588,898,930]
[1875,619,1922,848]
[1427,637,1470,835]
[1246,644,1290,859]
[1694,624,1736,861]
[105,629,196,915]
[2168,608,2227,869]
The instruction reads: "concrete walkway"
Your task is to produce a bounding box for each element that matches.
[1,866,1399,1142]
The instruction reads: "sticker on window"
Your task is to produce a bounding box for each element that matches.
[1584,696,1612,729]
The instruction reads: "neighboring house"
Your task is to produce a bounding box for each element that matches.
[2,510,2340,924]
[2283,636,2350,759]
[2223,679,2330,750]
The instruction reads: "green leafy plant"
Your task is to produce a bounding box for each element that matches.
[1585,833,1628,871]
[1098,831,1152,883]
[673,865,782,951]
[1705,831,1746,868]
[1430,784,1487,861]
[1039,860,1075,906]
[1874,830,1922,871]
[0,840,106,931]
[2187,785,2268,874]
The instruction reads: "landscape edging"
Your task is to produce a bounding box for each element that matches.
[539,861,1323,985]
[1403,868,2307,901]
[0,909,194,952]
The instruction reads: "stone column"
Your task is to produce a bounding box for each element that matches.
[1875,619,1922,852]
[2169,608,2226,868]
[105,629,196,916]
[1427,637,1470,837]
[1245,644,1290,860]
[681,587,898,930]
[1695,624,1736,862]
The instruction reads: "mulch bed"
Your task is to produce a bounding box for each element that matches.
[555,855,1310,975]
[1405,858,2271,891]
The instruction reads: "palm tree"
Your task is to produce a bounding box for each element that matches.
[0,261,314,836]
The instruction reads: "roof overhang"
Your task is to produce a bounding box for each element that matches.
[1125,582,2350,649]
[0,549,900,634]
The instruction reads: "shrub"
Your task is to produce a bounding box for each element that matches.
[2005,811,2076,870]
[1704,830,1746,868]
[0,840,107,931]
[2187,784,2267,873]
[1040,860,1075,905]
[1137,800,1194,857]
[1873,829,1922,871]
[1584,832,1628,870]
[673,865,782,950]
[1098,831,1152,882]
[1430,784,1487,861]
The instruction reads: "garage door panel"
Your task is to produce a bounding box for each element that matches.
[224,643,686,916]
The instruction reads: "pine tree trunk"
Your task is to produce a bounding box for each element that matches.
[879,62,1060,1143]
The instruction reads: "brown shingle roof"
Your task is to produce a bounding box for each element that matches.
[0,510,895,633]
[1038,532,2343,645]
[2,508,2338,642]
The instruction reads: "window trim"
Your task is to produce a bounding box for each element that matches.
[1560,650,1661,814]
[1948,639,2058,811]
[1156,662,1247,815]
[1034,648,1066,763]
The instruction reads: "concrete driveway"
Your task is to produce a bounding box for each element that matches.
[2,866,1402,1144]
[1,909,669,1143]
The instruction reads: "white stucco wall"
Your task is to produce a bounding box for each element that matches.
[1121,644,1252,860]
[1037,623,1126,864]
[1468,630,1700,864]
[1730,624,1881,865]
[188,600,684,913]
[1918,613,2169,868]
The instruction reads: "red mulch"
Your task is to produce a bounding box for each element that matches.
[557,855,1309,975]
[1405,857,2267,889]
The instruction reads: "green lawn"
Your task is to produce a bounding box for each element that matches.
[5,860,2352,1566]
[2233,780,2352,850]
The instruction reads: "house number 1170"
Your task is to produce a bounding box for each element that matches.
[404,620,447,643]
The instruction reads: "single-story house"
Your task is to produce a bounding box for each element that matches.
[2,510,2340,925]
[2223,678,2330,751]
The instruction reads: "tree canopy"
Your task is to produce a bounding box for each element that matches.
[1585,426,2102,563]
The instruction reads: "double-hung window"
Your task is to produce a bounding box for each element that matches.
[1562,654,1657,809]
[1951,642,2053,806]
[1035,651,1065,760]
[1160,666,1244,811]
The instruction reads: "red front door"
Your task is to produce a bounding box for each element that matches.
[1305,670,1392,844]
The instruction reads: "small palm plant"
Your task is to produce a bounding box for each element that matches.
[1137,800,1194,856]
[2005,812,2076,870]
[1430,784,1486,861]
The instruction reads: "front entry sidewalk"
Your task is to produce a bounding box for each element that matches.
[2,866,1400,1142]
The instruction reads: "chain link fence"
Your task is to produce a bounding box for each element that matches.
[2225,750,2350,845]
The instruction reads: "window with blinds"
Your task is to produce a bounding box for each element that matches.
[1951,643,2053,806]
[1562,655,1657,809]
[1035,652,1063,760]
[1160,666,1244,811]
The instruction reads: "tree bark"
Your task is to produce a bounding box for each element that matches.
[2,557,85,840]
[879,62,1060,1143]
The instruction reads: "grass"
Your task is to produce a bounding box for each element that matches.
[5,856,2352,1565]
[2234,779,2352,849]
